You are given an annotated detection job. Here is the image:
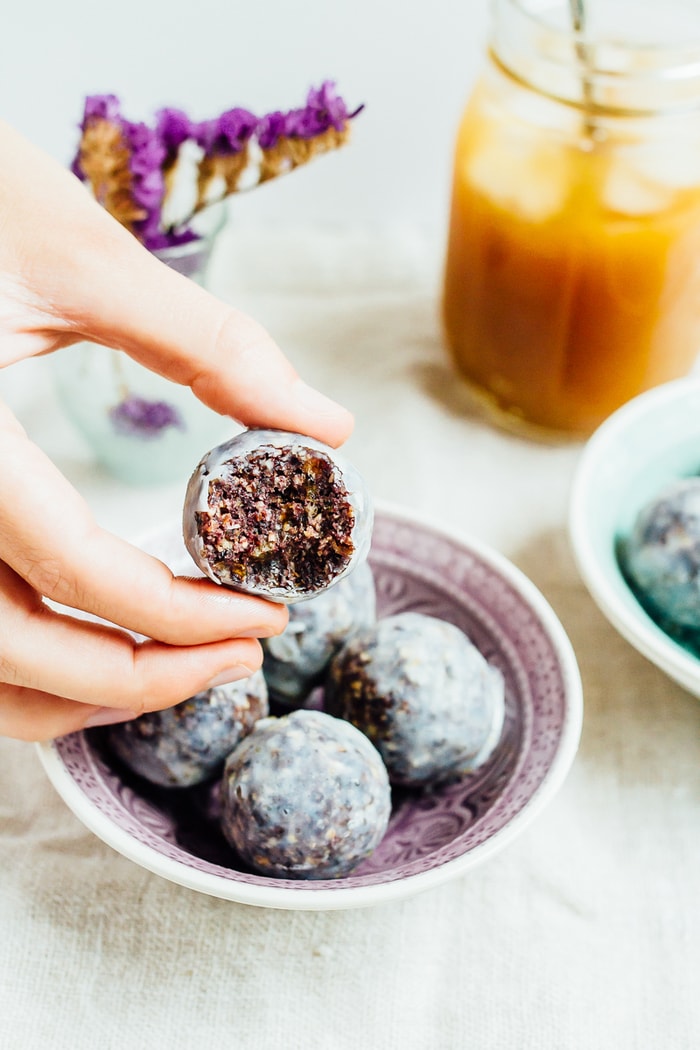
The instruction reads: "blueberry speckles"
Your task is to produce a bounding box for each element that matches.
[324,612,505,787]
[625,477,700,629]
[183,429,373,603]
[220,709,391,879]
[262,559,377,707]
[107,671,268,788]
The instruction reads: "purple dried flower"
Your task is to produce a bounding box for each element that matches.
[71,83,363,250]
[120,120,167,246]
[258,81,363,148]
[155,107,198,158]
[71,96,167,247]
[127,124,166,194]
[285,80,347,137]
[109,395,185,439]
[71,94,122,178]
[257,110,287,150]
[289,79,358,137]
[195,108,258,154]
[141,228,200,253]
[80,93,122,127]
[308,81,357,128]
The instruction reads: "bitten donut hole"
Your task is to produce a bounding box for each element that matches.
[183,429,373,602]
[196,445,355,594]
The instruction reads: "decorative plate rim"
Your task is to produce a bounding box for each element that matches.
[37,498,583,910]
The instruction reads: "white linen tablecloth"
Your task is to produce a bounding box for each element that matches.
[0,225,698,1050]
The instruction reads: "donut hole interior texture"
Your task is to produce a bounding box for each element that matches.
[196,444,356,594]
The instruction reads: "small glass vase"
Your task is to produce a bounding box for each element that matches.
[51,207,231,485]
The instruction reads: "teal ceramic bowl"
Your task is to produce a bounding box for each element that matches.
[569,377,700,700]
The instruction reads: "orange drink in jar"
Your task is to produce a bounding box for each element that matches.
[443,0,700,438]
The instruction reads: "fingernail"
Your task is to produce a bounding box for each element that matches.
[236,623,286,639]
[84,707,139,729]
[293,380,354,428]
[207,664,257,688]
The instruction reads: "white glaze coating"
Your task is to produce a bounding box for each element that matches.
[325,612,506,786]
[182,429,374,603]
[220,709,391,879]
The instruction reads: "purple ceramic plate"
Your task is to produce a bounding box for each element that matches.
[37,502,582,910]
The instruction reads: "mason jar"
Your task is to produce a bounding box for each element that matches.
[442,0,700,439]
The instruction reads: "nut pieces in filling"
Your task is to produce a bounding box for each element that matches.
[183,429,373,603]
[220,709,392,879]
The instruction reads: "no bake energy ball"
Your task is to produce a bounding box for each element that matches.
[183,429,373,603]
[625,476,700,629]
[325,612,505,787]
[220,709,391,879]
[262,559,377,707]
[107,671,268,788]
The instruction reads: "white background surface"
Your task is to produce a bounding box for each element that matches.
[1,3,700,1047]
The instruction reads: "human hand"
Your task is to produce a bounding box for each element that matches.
[0,120,353,742]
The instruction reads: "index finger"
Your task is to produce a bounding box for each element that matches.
[0,121,353,448]
[59,215,354,448]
